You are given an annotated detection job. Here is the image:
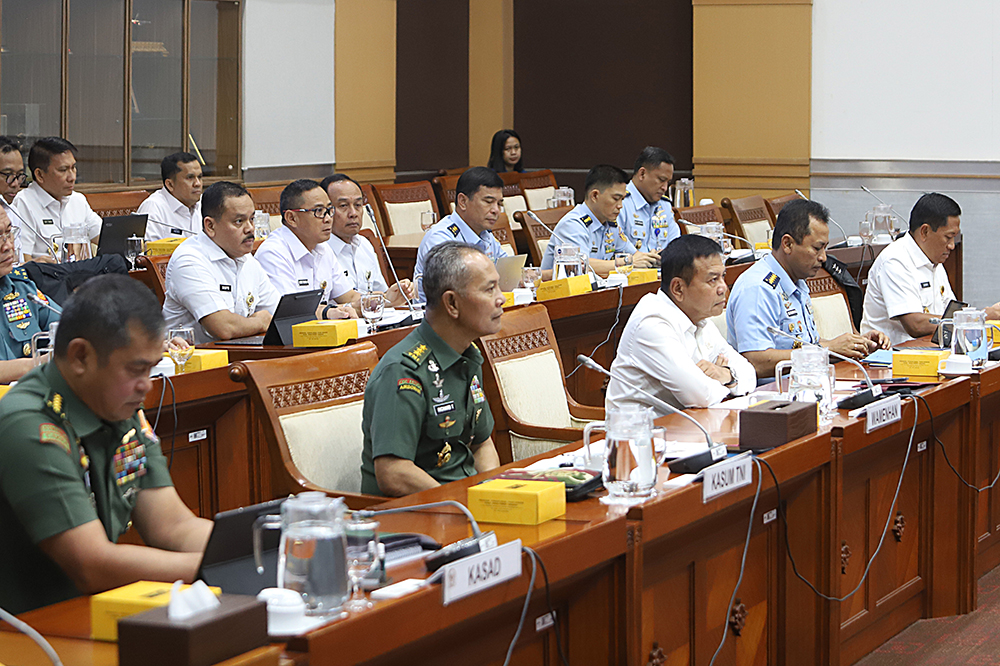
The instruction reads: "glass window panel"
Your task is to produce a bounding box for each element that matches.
[190,0,240,179]
[67,0,125,184]
[0,0,62,149]
[130,0,183,184]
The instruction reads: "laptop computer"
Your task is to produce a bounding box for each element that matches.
[96,214,148,257]
[224,289,323,346]
[198,498,286,595]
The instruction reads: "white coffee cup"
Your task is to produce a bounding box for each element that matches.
[939,354,974,375]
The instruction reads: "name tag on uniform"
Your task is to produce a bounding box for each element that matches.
[42,218,54,225]
[920,281,931,289]
[434,401,455,415]
[220,284,232,292]
[298,279,309,287]
[170,227,183,235]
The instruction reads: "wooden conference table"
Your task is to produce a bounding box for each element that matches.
[4,360,985,666]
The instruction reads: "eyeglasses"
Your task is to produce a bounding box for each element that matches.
[0,171,26,186]
[0,226,21,246]
[291,206,334,219]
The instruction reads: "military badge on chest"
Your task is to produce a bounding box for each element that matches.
[114,428,147,486]
[429,358,455,415]
[3,293,31,329]
[470,375,486,403]
[436,442,452,467]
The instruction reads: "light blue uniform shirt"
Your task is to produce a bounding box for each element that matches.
[726,252,819,352]
[414,213,508,301]
[540,203,636,270]
[617,180,680,254]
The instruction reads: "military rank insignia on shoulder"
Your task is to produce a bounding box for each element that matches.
[581,215,593,226]
[397,378,422,395]
[402,342,430,367]
[447,223,461,238]
[39,423,71,454]
[763,272,780,288]
[10,267,28,281]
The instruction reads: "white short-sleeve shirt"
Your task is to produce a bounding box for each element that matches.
[326,232,389,293]
[162,232,280,343]
[254,225,354,303]
[11,183,102,257]
[138,187,202,242]
[861,233,955,346]
[606,290,756,414]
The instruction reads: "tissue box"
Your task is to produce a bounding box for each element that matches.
[291,319,360,347]
[892,349,950,379]
[0,384,11,400]
[117,595,267,666]
[91,581,221,641]
[146,237,188,256]
[626,268,658,286]
[738,399,817,451]
[468,479,566,525]
[164,349,229,374]
[536,275,592,301]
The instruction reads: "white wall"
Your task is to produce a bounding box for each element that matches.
[812,0,1000,160]
[243,0,336,170]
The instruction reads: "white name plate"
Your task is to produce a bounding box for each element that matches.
[703,453,754,503]
[865,394,902,433]
[442,538,522,606]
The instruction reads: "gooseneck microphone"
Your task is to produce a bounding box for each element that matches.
[525,210,602,283]
[860,185,910,232]
[364,204,415,312]
[794,189,850,244]
[2,200,59,261]
[27,292,62,315]
[576,354,717,450]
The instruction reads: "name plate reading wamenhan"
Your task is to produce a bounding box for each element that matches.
[442,538,522,606]
[703,453,754,504]
[865,394,902,434]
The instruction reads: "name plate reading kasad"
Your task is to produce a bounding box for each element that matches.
[865,394,902,434]
[442,538,522,606]
[703,454,754,504]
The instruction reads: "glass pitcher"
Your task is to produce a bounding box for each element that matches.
[553,243,585,280]
[952,307,988,366]
[583,404,667,501]
[60,220,93,262]
[253,492,349,615]
[774,346,835,421]
[865,204,898,245]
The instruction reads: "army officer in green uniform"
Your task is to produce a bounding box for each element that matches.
[0,274,212,614]
[361,241,502,497]
[0,204,60,383]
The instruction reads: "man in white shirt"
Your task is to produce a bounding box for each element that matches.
[0,136,29,262]
[12,137,101,261]
[862,192,1000,345]
[321,174,415,307]
[139,152,203,242]
[255,179,358,320]
[162,181,279,343]
[606,234,756,415]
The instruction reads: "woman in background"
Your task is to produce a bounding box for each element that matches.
[487,129,523,173]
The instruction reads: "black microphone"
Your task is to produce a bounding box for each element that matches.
[765,325,883,410]
[364,204,415,312]
[27,292,62,315]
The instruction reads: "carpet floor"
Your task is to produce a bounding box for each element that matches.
[856,566,1000,665]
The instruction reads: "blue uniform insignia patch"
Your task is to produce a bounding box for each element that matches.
[447,223,461,237]
[581,215,593,226]
[763,272,780,288]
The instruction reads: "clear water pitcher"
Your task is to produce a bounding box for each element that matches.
[952,307,988,366]
[865,204,898,245]
[583,404,667,501]
[553,243,585,280]
[774,346,835,421]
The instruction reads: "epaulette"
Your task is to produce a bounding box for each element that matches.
[447,223,461,238]
[581,214,593,226]
[763,272,780,289]
[624,190,631,198]
[401,342,431,369]
[660,194,671,201]
[9,266,29,281]
[43,389,67,422]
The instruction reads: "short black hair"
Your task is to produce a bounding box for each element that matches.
[487,129,523,173]
[584,164,629,194]
[320,173,362,194]
[456,166,503,200]
[280,178,323,217]
[28,137,77,176]
[54,274,164,361]
[909,192,961,233]
[632,146,675,177]
[772,198,829,248]
[160,152,199,183]
[660,234,724,291]
[0,136,21,156]
[201,181,250,223]
[423,241,487,310]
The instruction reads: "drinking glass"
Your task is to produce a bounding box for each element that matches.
[521,266,542,297]
[420,211,438,232]
[361,292,385,327]
[858,219,874,245]
[166,326,195,373]
[253,211,271,240]
[614,253,633,275]
[344,516,380,613]
[125,235,145,270]
[546,197,559,209]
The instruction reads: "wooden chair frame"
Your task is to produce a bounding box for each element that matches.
[369,181,440,237]
[722,195,774,250]
[478,305,604,464]
[673,203,727,236]
[513,206,570,268]
[806,268,857,335]
[84,190,152,217]
[765,192,801,225]
[229,342,382,508]
[246,186,284,216]
[133,255,166,305]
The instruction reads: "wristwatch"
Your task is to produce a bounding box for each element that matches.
[722,366,737,388]
[322,304,334,319]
